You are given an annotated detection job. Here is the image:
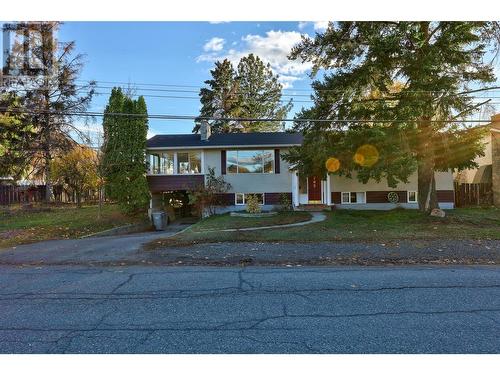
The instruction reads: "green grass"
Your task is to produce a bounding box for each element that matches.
[190,211,312,231]
[151,207,500,247]
[0,204,146,248]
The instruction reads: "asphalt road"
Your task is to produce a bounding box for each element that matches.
[0,265,498,353]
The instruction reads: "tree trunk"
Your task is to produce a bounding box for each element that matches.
[417,118,439,213]
[97,185,103,220]
[76,191,82,208]
[44,149,53,203]
[417,155,439,213]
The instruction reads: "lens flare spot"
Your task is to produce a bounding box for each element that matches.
[353,144,379,167]
[325,157,341,172]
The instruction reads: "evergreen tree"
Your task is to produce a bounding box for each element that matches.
[237,54,292,132]
[194,59,241,133]
[0,93,35,179]
[102,88,150,214]
[3,22,95,200]
[195,54,291,133]
[287,22,499,212]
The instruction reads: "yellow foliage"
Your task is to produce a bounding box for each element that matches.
[50,146,99,205]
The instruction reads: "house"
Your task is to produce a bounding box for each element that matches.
[146,122,455,215]
[453,113,500,206]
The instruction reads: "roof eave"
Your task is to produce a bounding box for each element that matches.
[146,143,302,150]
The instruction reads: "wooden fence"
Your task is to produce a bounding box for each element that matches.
[454,182,493,207]
[0,185,101,206]
[0,185,45,205]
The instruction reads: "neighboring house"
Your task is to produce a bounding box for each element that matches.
[146,122,455,214]
[453,113,500,207]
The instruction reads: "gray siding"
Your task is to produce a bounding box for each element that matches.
[204,148,293,194]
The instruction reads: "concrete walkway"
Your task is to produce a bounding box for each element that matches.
[195,212,326,233]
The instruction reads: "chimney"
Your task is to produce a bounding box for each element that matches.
[200,120,212,141]
[491,114,500,207]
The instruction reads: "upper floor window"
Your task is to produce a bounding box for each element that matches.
[147,151,201,174]
[226,150,274,174]
[177,152,201,174]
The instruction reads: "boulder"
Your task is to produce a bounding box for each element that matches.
[430,208,446,218]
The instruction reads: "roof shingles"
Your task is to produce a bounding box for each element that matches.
[146,132,303,148]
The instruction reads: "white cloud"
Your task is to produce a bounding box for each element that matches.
[197,30,312,88]
[203,37,225,52]
[208,21,230,24]
[298,21,309,30]
[313,21,329,31]
[297,21,329,31]
[278,75,300,89]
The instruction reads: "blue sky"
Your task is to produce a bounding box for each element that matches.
[54,21,328,139]
[2,21,499,142]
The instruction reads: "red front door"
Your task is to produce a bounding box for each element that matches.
[308,176,322,202]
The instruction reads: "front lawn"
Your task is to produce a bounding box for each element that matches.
[191,211,312,231]
[150,207,500,247]
[0,204,146,248]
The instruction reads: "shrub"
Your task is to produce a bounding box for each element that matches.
[188,167,231,217]
[278,193,292,211]
[246,194,261,214]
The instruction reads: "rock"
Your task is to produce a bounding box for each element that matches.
[430,208,446,218]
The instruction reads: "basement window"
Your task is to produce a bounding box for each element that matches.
[408,191,418,203]
[235,193,265,205]
[341,191,366,204]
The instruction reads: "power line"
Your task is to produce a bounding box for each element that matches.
[6,88,500,105]
[4,75,500,95]
[1,107,495,124]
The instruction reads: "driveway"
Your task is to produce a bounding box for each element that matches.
[0,224,188,266]
[0,265,498,353]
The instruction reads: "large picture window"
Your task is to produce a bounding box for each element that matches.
[226,150,274,174]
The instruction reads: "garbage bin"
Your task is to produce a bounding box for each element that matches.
[152,211,167,231]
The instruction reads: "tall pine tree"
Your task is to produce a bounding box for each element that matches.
[102,88,150,214]
[237,54,291,132]
[287,22,499,212]
[195,54,291,133]
[3,22,95,200]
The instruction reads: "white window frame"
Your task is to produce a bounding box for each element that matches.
[147,150,202,175]
[341,191,366,204]
[407,190,418,203]
[226,150,274,174]
[234,193,265,206]
[235,193,245,205]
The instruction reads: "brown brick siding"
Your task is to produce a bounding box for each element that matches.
[366,191,407,203]
[214,193,235,206]
[213,192,291,206]
[332,192,341,204]
[331,190,455,204]
[147,175,204,193]
[264,192,292,205]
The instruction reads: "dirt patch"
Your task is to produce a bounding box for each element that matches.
[139,240,500,267]
[0,229,26,240]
